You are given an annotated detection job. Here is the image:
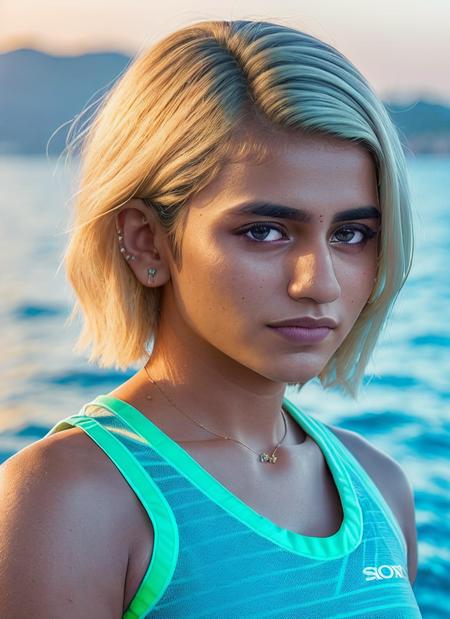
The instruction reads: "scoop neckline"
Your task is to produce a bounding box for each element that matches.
[91,393,363,560]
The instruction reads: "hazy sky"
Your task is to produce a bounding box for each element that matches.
[2,0,449,103]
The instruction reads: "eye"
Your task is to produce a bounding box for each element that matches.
[238,224,288,242]
[331,225,378,246]
[237,223,377,245]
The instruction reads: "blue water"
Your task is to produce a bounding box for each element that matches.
[0,154,449,617]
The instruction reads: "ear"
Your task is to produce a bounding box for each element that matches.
[115,198,171,287]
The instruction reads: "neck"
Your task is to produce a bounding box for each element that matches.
[134,304,306,451]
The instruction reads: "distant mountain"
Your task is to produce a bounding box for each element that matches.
[384,99,450,155]
[0,49,131,155]
[1,48,449,156]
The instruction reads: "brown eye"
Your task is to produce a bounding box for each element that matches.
[332,225,377,246]
[239,224,287,243]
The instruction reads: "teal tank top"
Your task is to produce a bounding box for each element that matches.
[46,394,422,618]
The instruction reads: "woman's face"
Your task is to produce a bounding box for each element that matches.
[160,129,380,385]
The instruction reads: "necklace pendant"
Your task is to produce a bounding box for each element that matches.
[259,452,277,463]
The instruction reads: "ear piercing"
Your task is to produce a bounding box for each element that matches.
[116,226,136,262]
[147,267,158,284]
[115,220,158,283]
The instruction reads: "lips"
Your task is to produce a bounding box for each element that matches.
[268,325,333,344]
[268,316,338,329]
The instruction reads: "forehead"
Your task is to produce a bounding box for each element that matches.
[189,127,379,216]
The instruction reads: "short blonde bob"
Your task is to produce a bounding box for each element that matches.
[63,19,414,400]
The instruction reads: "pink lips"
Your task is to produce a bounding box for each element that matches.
[268,326,332,344]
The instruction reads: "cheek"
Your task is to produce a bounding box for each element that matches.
[341,258,378,314]
[175,242,271,331]
[362,245,379,297]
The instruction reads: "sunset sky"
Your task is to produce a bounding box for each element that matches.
[1,0,449,103]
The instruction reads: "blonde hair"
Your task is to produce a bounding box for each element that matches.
[63,19,414,400]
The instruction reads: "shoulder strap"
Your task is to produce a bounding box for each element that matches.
[46,411,179,618]
[310,414,408,556]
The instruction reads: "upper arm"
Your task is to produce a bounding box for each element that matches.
[0,433,128,618]
[328,424,418,586]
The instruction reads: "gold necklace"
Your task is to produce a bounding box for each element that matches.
[143,365,288,463]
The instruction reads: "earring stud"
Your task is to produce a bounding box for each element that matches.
[147,267,157,284]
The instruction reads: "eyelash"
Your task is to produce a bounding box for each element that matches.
[237,223,378,246]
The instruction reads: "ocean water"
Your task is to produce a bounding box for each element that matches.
[0,154,449,617]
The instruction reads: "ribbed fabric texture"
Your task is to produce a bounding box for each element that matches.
[46,395,422,619]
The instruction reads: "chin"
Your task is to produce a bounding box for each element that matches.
[265,365,322,386]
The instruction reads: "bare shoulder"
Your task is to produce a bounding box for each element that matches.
[0,427,138,616]
[327,424,418,586]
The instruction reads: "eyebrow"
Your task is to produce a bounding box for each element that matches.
[228,201,381,223]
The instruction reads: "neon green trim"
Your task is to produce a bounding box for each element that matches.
[322,422,408,555]
[90,394,363,561]
[46,414,179,619]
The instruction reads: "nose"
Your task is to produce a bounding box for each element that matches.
[287,243,341,304]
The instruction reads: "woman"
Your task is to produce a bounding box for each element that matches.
[0,20,421,618]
